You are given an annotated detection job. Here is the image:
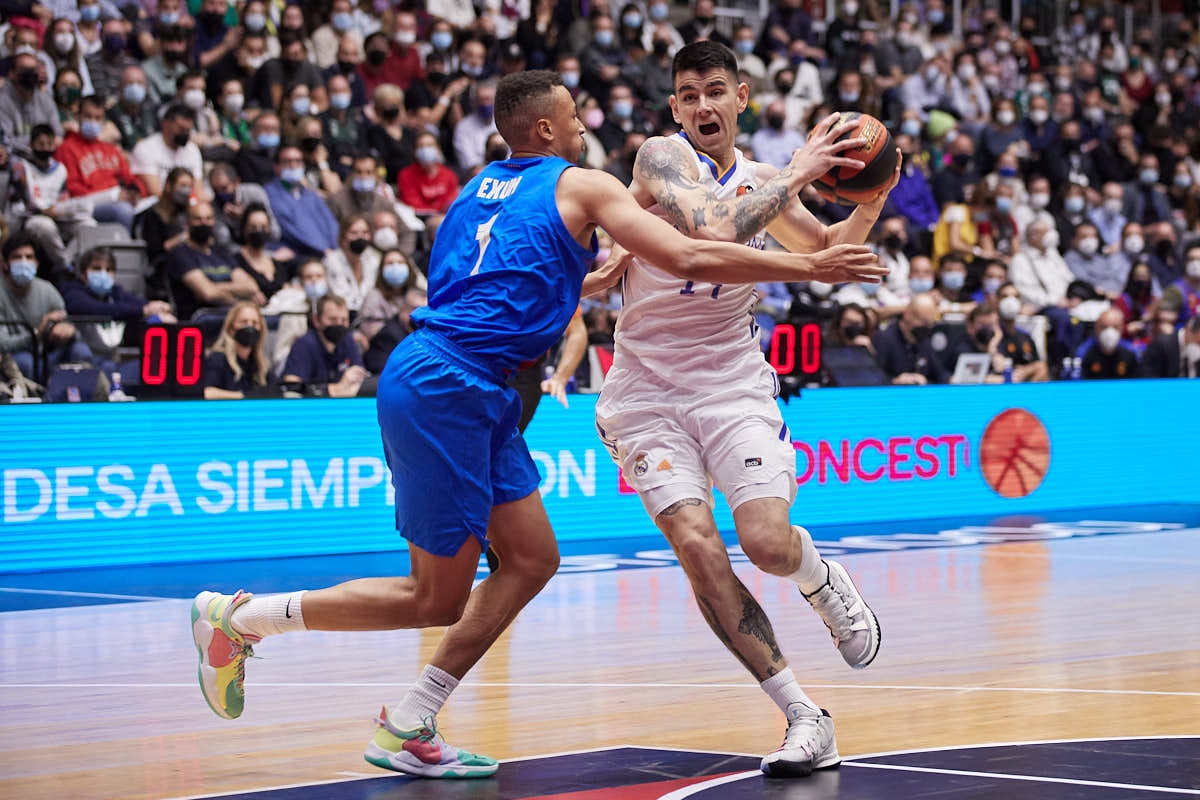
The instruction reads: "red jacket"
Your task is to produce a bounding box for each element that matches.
[397,162,459,214]
[55,131,146,198]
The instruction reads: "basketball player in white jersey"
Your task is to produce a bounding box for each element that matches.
[589,41,900,778]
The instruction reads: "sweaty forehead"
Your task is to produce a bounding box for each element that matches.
[674,68,734,94]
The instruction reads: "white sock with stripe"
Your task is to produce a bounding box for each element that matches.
[230,591,307,639]
[760,668,819,714]
[392,665,459,729]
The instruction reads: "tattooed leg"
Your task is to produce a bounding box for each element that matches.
[656,498,788,681]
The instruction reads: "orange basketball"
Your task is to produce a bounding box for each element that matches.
[814,112,898,205]
[979,408,1052,499]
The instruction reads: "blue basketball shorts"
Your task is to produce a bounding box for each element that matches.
[376,329,542,557]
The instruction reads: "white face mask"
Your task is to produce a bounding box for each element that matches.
[1097,326,1121,353]
[996,109,1015,126]
[1103,197,1123,215]
[1184,342,1200,369]
[1029,192,1050,210]
[1124,235,1144,254]
[808,280,832,298]
[1078,237,1099,256]
[998,295,1022,320]
[1187,259,1200,279]
[1040,230,1060,251]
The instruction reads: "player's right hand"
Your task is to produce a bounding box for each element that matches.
[806,243,889,284]
[789,112,867,186]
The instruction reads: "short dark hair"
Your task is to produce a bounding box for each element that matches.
[968,303,996,323]
[315,293,348,319]
[30,123,55,142]
[78,246,116,274]
[161,103,196,123]
[2,230,39,261]
[672,40,738,84]
[495,70,563,146]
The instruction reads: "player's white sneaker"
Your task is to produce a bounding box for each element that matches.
[760,704,840,778]
[803,559,881,669]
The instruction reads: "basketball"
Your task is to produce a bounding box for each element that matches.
[814,112,898,205]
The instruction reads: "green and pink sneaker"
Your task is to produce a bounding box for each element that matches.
[364,706,498,778]
[191,590,259,720]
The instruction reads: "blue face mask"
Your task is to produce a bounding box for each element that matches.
[431,31,453,50]
[995,196,1013,213]
[1140,168,1159,185]
[901,118,921,138]
[649,3,668,21]
[332,12,353,31]
[291,97,311,116]
[8,259,37,286]
[841,91,860,104]
[1064,196,1086,214]
[909,276,934,293]
[735,40,754,55]
[928,9,944,25]
[330,92,351,110]
[304,280,327,302]
[382,262,410,287]
[611,99,633,118]
[941,271,966,291]
[622,13,642,27]
[244,12,266,31]
[280,166,305,184]
[594,30,614,48]
[257,131,281,149]
[79,5,101,22]
[477,103,494,119]
[561,70,580,89]
[998,166,1017,178]
[80,119,104,140]
[123,83,146,104]
[87,270,115,295]
[351,176,376,193]
[983,277,1003,295]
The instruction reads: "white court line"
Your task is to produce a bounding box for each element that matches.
[3,680,1199,698]
[655,770,761,800]
[0,586,171,601]
[844,761,1200,796]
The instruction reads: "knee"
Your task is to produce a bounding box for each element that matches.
[672,528,734,590]
[498,542,560,588]
[414,590,469,628]
[740,526,798,576]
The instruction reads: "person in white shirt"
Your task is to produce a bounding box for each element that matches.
[452,80,499,174]
[1009,219,1073,310]
[130,104,204,198]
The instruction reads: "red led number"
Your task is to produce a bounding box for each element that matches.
[769,324,795,374]
[767,323,822,375]
[176,327,203,386]
[141,327,169,385]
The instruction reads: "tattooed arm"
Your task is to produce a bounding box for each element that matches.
[630,113,868,244]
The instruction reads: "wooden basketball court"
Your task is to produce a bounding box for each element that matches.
[1,515,1198,799]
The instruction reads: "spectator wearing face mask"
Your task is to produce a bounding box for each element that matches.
[130,104,203,199]
[1112,259,1160,349]
[85,18,137,101]
[993,282,1051,379]
[1075,307,1139,379]
[12,124,73,279]
[360,249,428,373]
[105,64,157,152]
[1143,222,1183,288]
[452,80,499,174]
[232,203,290,303]
[824,302,876,356]
[1012,174,1056,240]
[57,95,144,232]
[365,83,418,184]
[236,112,282,186]
[320,72,364,177]
[939,303,1005,382]
[327,152,393,225]
[398,132,460,241]
[936,253,974,313]
[263,257,328,370]
[62,246,176,377]
[168,200,264,321]
[1162,244,1200,327]
[750,99,806,172]
[1122,153,1173,226]
[281,292,368,396]
[872,293,948,385]
[972,259,1008,307]
[594,83,654,157]
[1065,222,1124,299]
[1139,314,1200,378]
[324,213,381,318]
[265,144,340,260]
[0,231,93,380]
[143,24,194,106]
[1009,220,1072,311]
[1089,182,1128,251]
[203,301,275,399]
[0,48,63,148]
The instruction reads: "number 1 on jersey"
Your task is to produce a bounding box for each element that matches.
[470,213,500,276]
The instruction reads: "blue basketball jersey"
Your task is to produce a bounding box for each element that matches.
[413,156,598,371]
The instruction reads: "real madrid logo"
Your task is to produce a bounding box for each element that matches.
[633,454,649,477]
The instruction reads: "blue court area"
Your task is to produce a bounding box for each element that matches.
[1,502,1197,612]
[166,739,1200,800]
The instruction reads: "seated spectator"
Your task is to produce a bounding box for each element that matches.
[397,131,460,240]
[144,23,193,105]
[453,80,499,175]
[45,17,94,97]
[0,232,93,380]
[1122,152,1172,226]
[972,259,1009,307]
[264,257,327,370]
[876,215,911,297]
[994,283,1051,380]
[1009,219,1072,311]
[251,31,327,113]
[749,100,805,172]
[824,302,876,356]
[281,293,368,396]
[1076,307,1139,379]
[134,166,195,295]
[265,143,340,260]
[324,214,379,313]
[58,95,144,232]
[365,83,418,185]
[85,18,137,101]
[168,201,263,320]
[872,293,948,385]
[940,302,1005,382]
[360,249,425,373]
[1139,315,1200,378]
[1065,222,1124,299]
[233,203,292,303]
[320,70,365,177]
[1144,221,1183,287]
[1089,182,1128,251]
[236,112,282,186]
[131,104,204,198]
[107,65,158,153]
[935,252,975,315]
[594,82,656,158]
[1113,259,1160,348]
[208,162,279,250]
[0,47,63,148]
[214,79,252,152]
[203,301,275,399]
[52,67,85,130]
[14,124,72,278]
[1162,243,1200,326]
[327,151,394,224]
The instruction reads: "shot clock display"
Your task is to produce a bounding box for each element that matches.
[766,321,822,378]
[138,324,206,397]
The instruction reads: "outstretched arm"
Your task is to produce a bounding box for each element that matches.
[565,168,887,285]
[631,113,867,243]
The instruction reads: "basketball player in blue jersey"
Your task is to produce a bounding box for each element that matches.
[588,41,903,778]
[190,70,888,779]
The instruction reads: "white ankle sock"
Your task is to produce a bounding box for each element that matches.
[230,591,308,639]
[392,665,459,729]
[760,668,818,714]
[786,526,829,594]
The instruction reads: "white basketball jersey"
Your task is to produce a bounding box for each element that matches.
[612,134,770,388]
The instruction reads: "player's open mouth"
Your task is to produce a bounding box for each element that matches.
[698,122,720,136]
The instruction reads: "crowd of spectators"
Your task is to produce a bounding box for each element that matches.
[1,0,1199,402]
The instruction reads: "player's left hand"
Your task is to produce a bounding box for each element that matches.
[541,377,570,408]
[582,243,634,297]
[861,148,902,206]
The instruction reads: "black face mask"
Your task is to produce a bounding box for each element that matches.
[1155,240,1175,256]
[347,238,369,255]
[379,106,401,121]
[322,324,348,345]
[245,229,270,249]
[909,323,932,341]
[197,11,224,32]
[301,136,322,152]
[952,153,972,169]
[883,233,903,251]
[842,323,865,339]
[766,115,785,130]
[338,60,357,74]
[214,191,236,206]
[974,325,995,346]
[1130,279,1152,296]
[366,49,387,66]
[426,70,447,84]
[15,69,39,90]
[776,81,794,94]
[189,224,213,244]
[173,130,191,147]
[32,148,54,162]
[233,326,261,347]
[652,39,669,56]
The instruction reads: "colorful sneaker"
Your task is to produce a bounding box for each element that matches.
[191,590,259,720]
[803,559,881,669]
[760,704,840,778]
[364,706,498,778]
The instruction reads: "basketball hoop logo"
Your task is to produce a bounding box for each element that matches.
[979,409,1051,498]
